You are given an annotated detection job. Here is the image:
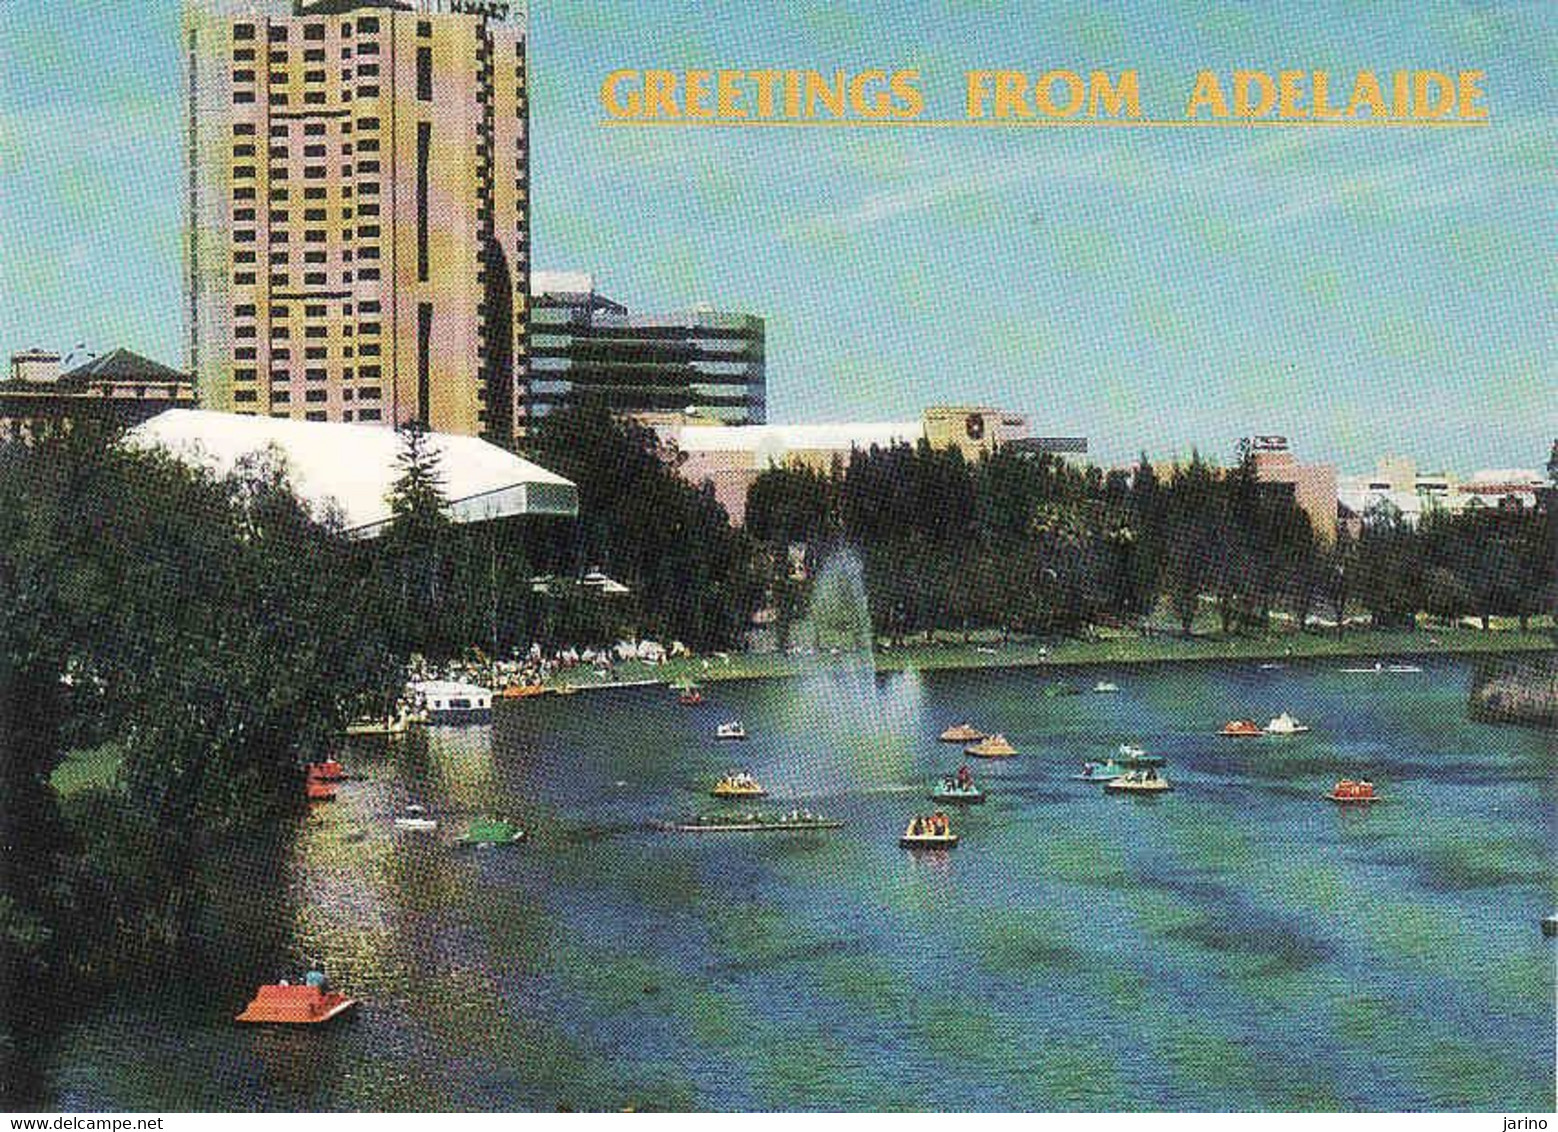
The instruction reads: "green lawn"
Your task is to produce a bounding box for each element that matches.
[546,623,1555,689]
[50,744,123,798]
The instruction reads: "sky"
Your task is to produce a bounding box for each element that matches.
[0,0,1552,471]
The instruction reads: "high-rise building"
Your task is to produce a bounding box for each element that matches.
[186,0,529,438]
[527,272,765,430]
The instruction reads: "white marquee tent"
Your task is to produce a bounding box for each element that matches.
[126,410,577,537]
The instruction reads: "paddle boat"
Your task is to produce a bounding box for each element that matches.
[1325,779,1382,804]
[715,721,748,741]
[900,812,958,849]
[1257,662,1287,671]
[1093,681,1120,694]
[458,815,526,847]
[1105,768,1173,795]
[236,969,358,1026]
[306,759,346,782]
[711,772,765,799]
[965,733,1017,758]
[930,767,985,804]
[1263,712,1311,735]
[1219,719,1263,737]
[677,686,705,706]
[660,810,842,833]
[393,803,437,831]
[1073,758,1126,782]
[938,722,987,743]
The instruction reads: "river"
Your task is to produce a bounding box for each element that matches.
[43,656,1556,1110]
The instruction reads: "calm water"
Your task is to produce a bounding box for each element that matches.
[47,657,1557,1111]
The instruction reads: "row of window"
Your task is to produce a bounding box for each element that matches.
[234,64,379,84]
[234,366,384,389]
[233,17,384,42]
[234,301,380,318]
[232,269,382,285]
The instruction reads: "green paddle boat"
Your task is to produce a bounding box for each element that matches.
[459,816,526,847]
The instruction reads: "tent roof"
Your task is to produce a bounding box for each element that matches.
[126,410,576,537]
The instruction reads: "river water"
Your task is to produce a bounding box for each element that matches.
[45,656,1556,1110]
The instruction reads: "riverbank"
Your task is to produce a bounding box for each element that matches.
[1470,654,1558,728]
[545,625,1555,691]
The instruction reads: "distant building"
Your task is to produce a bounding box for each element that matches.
[186,0,531,437]
[1246,435,1338,542]
[1,348,197,442]
[527,272,765,430]
[1338,454,1546,533]
[658,406,1059,524]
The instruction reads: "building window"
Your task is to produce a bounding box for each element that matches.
[418,302,432,424]
[304,23,324,40]
[417,47,433,101]
[272,390,290,403]
[234,389,258,403]
[233,69,254,83]
[418,19,432,37]
[268,25,287,42]
[234,23,255,40]
[234,91,255,103]
[358,408,381,421]
[305,411,327,422]
[357,16,379,33]
[416,121,431,281]
[306,389,327,403]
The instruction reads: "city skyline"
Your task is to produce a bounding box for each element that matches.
[1,0,1553,470]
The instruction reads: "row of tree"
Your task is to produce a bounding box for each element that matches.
[745,440,1556,647]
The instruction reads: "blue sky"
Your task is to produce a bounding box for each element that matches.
[1,1,1552,470]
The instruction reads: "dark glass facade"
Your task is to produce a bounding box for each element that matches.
[525,282,765,428]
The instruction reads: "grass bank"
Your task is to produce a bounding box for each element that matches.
[50,743,123,798]
[545,624,1555,691]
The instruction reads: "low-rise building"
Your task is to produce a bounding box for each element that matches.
[126,408,576,537]
[1246,435,1338,542]
[659,406,1066,524]
[1338,455,1546,532]
[1,347,197,442]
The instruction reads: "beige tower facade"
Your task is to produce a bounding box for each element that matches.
[187,0,529,438]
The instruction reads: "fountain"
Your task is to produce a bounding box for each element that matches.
[774,548,920,791]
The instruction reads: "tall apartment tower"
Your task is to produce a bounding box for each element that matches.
[186,0,529,439]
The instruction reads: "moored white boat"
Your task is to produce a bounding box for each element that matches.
[408,680,492,725]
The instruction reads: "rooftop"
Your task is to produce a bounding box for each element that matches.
[126,409,576,536]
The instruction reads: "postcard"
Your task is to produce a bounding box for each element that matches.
[1,0,1553,1119]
